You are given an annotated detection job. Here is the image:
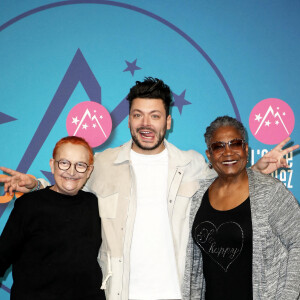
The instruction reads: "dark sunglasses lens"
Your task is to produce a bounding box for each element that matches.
[230,140,244,150]
[211,142,225,153]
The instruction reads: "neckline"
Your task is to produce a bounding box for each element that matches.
[130,148,168,161]
[205,190,250,213]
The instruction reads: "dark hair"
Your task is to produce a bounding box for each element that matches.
[53,136,94,165]
[127,77,173,116]
[204,116,247,146]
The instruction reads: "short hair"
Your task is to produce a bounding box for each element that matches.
[52,136,94,165]
[127,77,173,116]
[204,116,247,146]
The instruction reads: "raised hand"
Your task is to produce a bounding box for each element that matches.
[252,137,299,174]
[0,167,37,196]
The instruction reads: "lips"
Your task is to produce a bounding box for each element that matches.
[222,160,238,165]
[62,176,79,181]
[139,129,155,140]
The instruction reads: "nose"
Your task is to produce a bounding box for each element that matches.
[223,143,234,155]
[67,164,76,176]
[142,114,151,126]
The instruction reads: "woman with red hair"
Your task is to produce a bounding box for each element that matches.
[0,136,105,300]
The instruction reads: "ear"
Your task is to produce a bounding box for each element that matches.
[86,165,94,179]
[206,149,211,161]
[245,143,249,157]
[166,115,172,130]
[49,159,55,174]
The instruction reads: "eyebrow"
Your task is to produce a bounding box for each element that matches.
[58,158,89,164]
[130,109,162,114]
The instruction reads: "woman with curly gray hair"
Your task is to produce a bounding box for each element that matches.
[183,116,300,300]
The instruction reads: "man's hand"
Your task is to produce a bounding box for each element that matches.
[252,137,299,174]
[0,167,37,196]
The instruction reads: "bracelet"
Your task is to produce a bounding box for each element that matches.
[30,179,41,193]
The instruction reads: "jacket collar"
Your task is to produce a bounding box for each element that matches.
[114,140,133,164]
[113,139,192,167]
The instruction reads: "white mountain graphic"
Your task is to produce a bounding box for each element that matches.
[255,105,289,135]
[73,109,107,138]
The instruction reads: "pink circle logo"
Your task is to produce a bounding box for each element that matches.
[66,101,112,148]
[249,98,295,145]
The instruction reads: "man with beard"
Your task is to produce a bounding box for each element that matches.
[1,78,297,300]
[87,78,204,300]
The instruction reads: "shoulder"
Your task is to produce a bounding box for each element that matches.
[248,169,297,206]
[13,189,47,210]
[166,141,216,179]
[94,141,130,163]
[94,147,119,162]
[166,141,205,163]
[78,189,98,201]
[77,191,99,213]
[248,169,285,190]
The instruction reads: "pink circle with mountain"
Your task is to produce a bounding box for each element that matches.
[249,98,295,145]
[66,101,112,147]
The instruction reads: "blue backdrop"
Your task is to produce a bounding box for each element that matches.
[0,0,299,296]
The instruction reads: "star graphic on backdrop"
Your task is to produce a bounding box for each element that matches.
[275,120,279,125]
[277,107,279,110]
[283,112,286,116]
[92,124,96,128]
[82,123,88,130]
[100,115,103,119]
[72,116,79,125]
[265,120,271,126]
[255,114,262,122]
[172,90,191,115]
[123,59,142,76]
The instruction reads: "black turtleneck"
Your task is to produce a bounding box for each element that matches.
[0,187,105,300]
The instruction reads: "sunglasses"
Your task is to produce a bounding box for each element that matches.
[55,159,91,173]
[209,138,246,154]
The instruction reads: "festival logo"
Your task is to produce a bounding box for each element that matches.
[249,98,295,145]
[66,101,112,148]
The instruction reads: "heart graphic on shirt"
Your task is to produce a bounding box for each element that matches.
[194,221,244,272]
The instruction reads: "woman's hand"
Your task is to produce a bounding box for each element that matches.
[252,137,299,174]
[0,167,37,195]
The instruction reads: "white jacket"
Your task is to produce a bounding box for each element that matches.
[85,140,215,300]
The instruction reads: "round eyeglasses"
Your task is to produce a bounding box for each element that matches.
[55,159,91,173]
[209,139,246,155]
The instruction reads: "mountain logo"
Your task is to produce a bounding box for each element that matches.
[66,101,112,147]
[249,98,295,145]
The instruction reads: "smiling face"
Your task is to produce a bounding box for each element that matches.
[128,97,172,155]
[206,126,248,178]
[50,143,93,196]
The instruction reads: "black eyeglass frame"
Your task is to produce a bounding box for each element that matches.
[55,159,92,173]
[209,138,246,154]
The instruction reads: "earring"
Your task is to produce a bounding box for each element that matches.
[208,162,212,169]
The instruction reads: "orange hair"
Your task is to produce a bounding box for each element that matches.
[52,136,94,165]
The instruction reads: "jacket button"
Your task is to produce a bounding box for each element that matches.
[169,200,172,203]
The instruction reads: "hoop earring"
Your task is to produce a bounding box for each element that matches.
[208,162,213,169]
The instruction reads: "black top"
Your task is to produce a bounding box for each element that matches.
[192,189,253,300]
[0,187,105,300]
